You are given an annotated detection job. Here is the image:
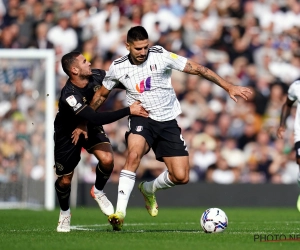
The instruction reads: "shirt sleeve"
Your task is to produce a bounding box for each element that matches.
[288,81,300,101]
[62,94,86,114]
[160,46,187,71]
[77,106,130,125]
[91,69,106,84]
[103,65,120,90]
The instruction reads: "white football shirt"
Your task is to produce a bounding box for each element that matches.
[103,45,187,121]
[287,80,300,142]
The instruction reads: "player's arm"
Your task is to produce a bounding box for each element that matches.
[182,59,252,102]
[77,100,148,126]
[90,85,111,111]
[277,97,295,139]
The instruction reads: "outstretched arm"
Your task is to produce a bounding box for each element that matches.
[277,98,295,139]
[183,59,252,102]
[71,101,148,144]
[90,85,111,110]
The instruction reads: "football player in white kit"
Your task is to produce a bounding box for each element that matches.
[90,26,253,230]
[277,80,300,212]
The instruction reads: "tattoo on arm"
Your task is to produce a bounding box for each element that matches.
[184,62,222,87]
[90,96,106,110]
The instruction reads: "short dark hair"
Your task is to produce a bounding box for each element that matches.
[127,26,148,44]
[61,51,81,76]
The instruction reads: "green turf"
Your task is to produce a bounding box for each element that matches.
[0,207,299,250]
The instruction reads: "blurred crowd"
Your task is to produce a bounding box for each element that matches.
[0,0,300,187]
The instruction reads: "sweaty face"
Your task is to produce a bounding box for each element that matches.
[75,54,92,77]
[127,40,149,65]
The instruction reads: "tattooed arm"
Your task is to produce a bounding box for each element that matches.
[90,85,111,110]
[183,60,252,102]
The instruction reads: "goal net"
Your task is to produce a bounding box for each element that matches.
[0,49,55,210]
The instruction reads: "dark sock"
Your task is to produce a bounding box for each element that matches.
[95,164,112,190]
[55,180,71,211]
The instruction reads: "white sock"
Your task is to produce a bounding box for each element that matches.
[93,185,104,195]
[297,171,300,188]
[115,170,136,216]
[143,170,175,194]
[60,208,70,215]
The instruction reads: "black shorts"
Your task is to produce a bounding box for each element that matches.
[125,116,189,162]
[295,141,300,159]
[54,124,110,176]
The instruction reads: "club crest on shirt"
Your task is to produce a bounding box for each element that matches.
[135,126,143,132]
[150,64,157,71]
[55,162,64,171]
[66,95,77,107]
[93,85,101,92]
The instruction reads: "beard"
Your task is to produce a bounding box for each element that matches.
[79,71,92,80]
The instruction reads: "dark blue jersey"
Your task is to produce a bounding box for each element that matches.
[54,69,106,133]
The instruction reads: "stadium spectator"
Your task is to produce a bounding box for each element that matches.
[47,11,78,57]
[28,21,54,49]
[206,151,239,184]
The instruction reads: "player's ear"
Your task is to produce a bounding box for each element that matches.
[125,42,130,51]
[71,66,79,75]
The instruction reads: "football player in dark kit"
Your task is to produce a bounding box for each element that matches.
[54,51,148,232]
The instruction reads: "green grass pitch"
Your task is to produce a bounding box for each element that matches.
[0,207,299,250]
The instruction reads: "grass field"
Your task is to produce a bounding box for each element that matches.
[0,207,299,250]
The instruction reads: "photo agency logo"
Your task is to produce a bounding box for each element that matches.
[254,234,300,242]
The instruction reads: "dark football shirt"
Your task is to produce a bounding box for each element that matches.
[54,69,106,134]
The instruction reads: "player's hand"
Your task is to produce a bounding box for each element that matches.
[277,126,285,139]
[71,124,88,145]
[228,85,253,102]
[129,101,148,117]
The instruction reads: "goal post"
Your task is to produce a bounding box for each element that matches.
[0,49,55,210]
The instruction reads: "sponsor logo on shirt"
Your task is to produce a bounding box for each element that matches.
[170,53,178,59]
[136,77,151,93]
[66,95,77,107]
[73,103,82,111]
[136,126,143,132]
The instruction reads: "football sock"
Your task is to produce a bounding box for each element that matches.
[60,208,70,215]
[297,171,300,188]
[143,170,175,194]
[55,180,71,211]
[115,170,136,216]
[95,163,112,191]
[93,185,104,195]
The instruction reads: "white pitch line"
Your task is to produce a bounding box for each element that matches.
[70,221,300,229]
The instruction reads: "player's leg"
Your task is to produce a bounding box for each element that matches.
[89,143,115,216]
[139,156,189,216]
[108,133,149,230]
[294,142,300,211]
[55,172,74,232]
[139,119,189,216]
[54,132,81,232]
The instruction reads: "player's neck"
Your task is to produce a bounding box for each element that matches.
[70,78,89,88]
[129,54,142,65]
